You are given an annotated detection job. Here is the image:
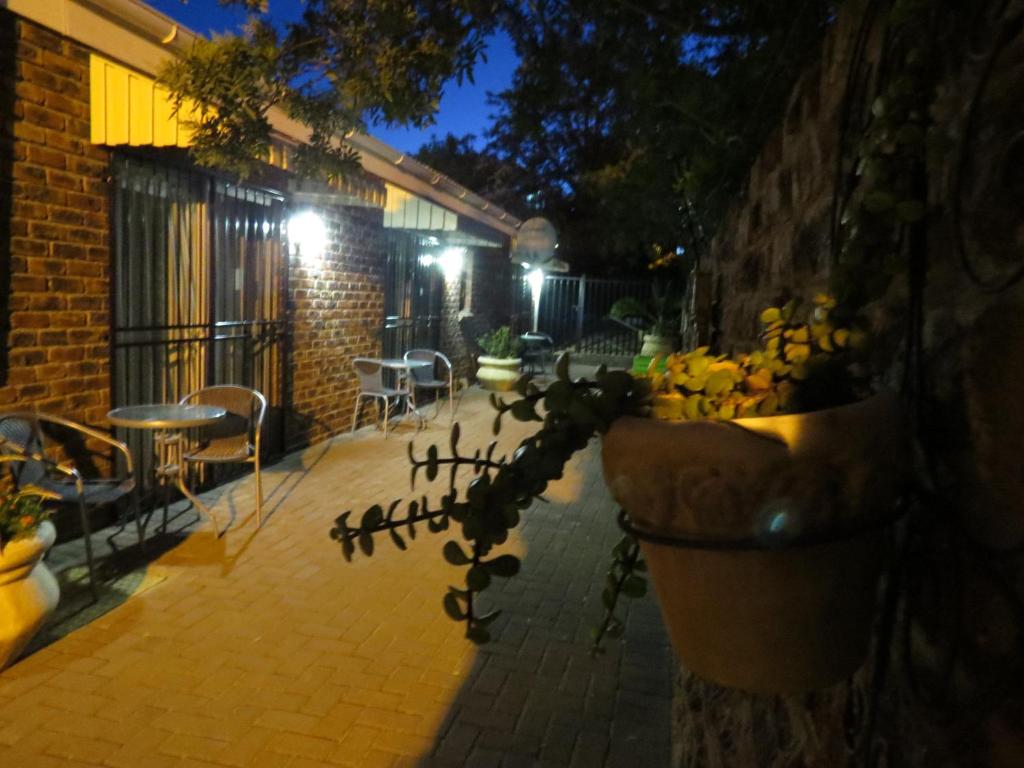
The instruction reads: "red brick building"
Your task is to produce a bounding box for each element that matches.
[0,0,524,461]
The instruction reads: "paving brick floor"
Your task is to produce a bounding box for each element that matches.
[0,384,673,767]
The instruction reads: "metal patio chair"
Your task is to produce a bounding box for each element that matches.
[178,386,267,528]
[351,358,405,439]
[520,332,554,374]
[0,412,142,599]
[404,349,456,424]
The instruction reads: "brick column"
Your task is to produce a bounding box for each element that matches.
[0,13,111,427]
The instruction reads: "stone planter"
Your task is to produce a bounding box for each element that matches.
[601,394,906,694]
[476,356,522,392]
[0,521,59,670]
[639,334,679,357]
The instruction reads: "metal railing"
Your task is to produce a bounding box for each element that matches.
[536,275,653,357]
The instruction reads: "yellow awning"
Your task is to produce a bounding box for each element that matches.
[89,54,197,148]
[88,53,385,209]
[383,183,457,231]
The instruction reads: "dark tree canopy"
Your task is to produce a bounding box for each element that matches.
[162,0,836,273]
[487,0,837,274]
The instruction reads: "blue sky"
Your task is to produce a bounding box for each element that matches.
[146,0,517,153]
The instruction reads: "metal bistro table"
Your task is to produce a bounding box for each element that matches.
[378,358,432,429]
[108,404,227,536]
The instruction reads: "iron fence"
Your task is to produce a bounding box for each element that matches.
[535,275,652,357]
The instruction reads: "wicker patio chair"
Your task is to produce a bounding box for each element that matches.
[404,349,456,424]
[178,386,267,528]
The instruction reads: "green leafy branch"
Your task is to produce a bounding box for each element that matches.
[832,0,937,313]
[331,354,650,645]
[591,533,647,655]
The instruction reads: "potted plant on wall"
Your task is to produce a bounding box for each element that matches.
[609,285,681,360]
[475,326,524,392]
[600,296,906,692]
[331,293,907,694]
[0,461,59,671]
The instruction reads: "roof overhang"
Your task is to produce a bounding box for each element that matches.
[2,0,520,236]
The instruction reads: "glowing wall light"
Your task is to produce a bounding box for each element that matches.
[438,247,465,282]
[287,210,328,265]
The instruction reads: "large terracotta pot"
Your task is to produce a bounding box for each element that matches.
[0,521,60,670]
[476,356,522,392]
[601,394,906,694]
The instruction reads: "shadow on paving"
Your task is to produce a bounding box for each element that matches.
[414,442,675,768]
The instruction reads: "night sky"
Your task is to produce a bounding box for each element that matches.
[146,0,517,153]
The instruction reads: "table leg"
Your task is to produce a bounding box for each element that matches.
[172,432,222,535]
[154,429,222,535]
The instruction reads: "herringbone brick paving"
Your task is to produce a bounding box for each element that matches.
[0,385,672,767]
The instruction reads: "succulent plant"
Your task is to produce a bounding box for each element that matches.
[333,294,867,650]
[0,484,49,552]
[476,326,524,359]
[647,294,867,420]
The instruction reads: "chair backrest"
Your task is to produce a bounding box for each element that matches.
[353,358,386,394]
[0,412,98,489]
[179,386,266,455]
[404,349,452,384]
[0,413,46,486]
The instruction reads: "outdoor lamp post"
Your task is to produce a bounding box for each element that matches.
[527,266,545,332]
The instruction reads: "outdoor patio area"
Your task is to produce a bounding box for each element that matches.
[0,383,673,768]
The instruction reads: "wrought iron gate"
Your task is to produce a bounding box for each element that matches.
[537,275,653,356]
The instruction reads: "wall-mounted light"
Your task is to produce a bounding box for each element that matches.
[287,210,327,266]
[438,247,465,282]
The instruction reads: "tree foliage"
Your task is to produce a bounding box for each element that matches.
[487,0,837,273]
[162,0,835,272]
[160,0,499,176]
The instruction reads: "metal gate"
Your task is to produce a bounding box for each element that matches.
[110,155,288,483]
[537,275,653,356]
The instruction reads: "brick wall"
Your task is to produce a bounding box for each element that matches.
[0,12,112,428]
[286,204,387,450]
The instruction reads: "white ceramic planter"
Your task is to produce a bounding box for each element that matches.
[0,521,59,670]
[639,334,679,357]
[476,356,522,392]
[601,394,906,694]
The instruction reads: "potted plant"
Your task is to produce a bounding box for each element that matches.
[601,297,905,692]
[0,466,59,671]
[475,326,524,392]
[609,285,681,359]
[331,293,906,694]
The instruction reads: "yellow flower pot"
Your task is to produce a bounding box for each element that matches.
[0,521,59,670]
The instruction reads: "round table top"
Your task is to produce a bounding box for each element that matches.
[107,404,227,430]
[378,358,432,369]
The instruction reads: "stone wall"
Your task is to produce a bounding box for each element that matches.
[677,1,1024,766]
[286,204,386,450]
[0,12,112,428]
